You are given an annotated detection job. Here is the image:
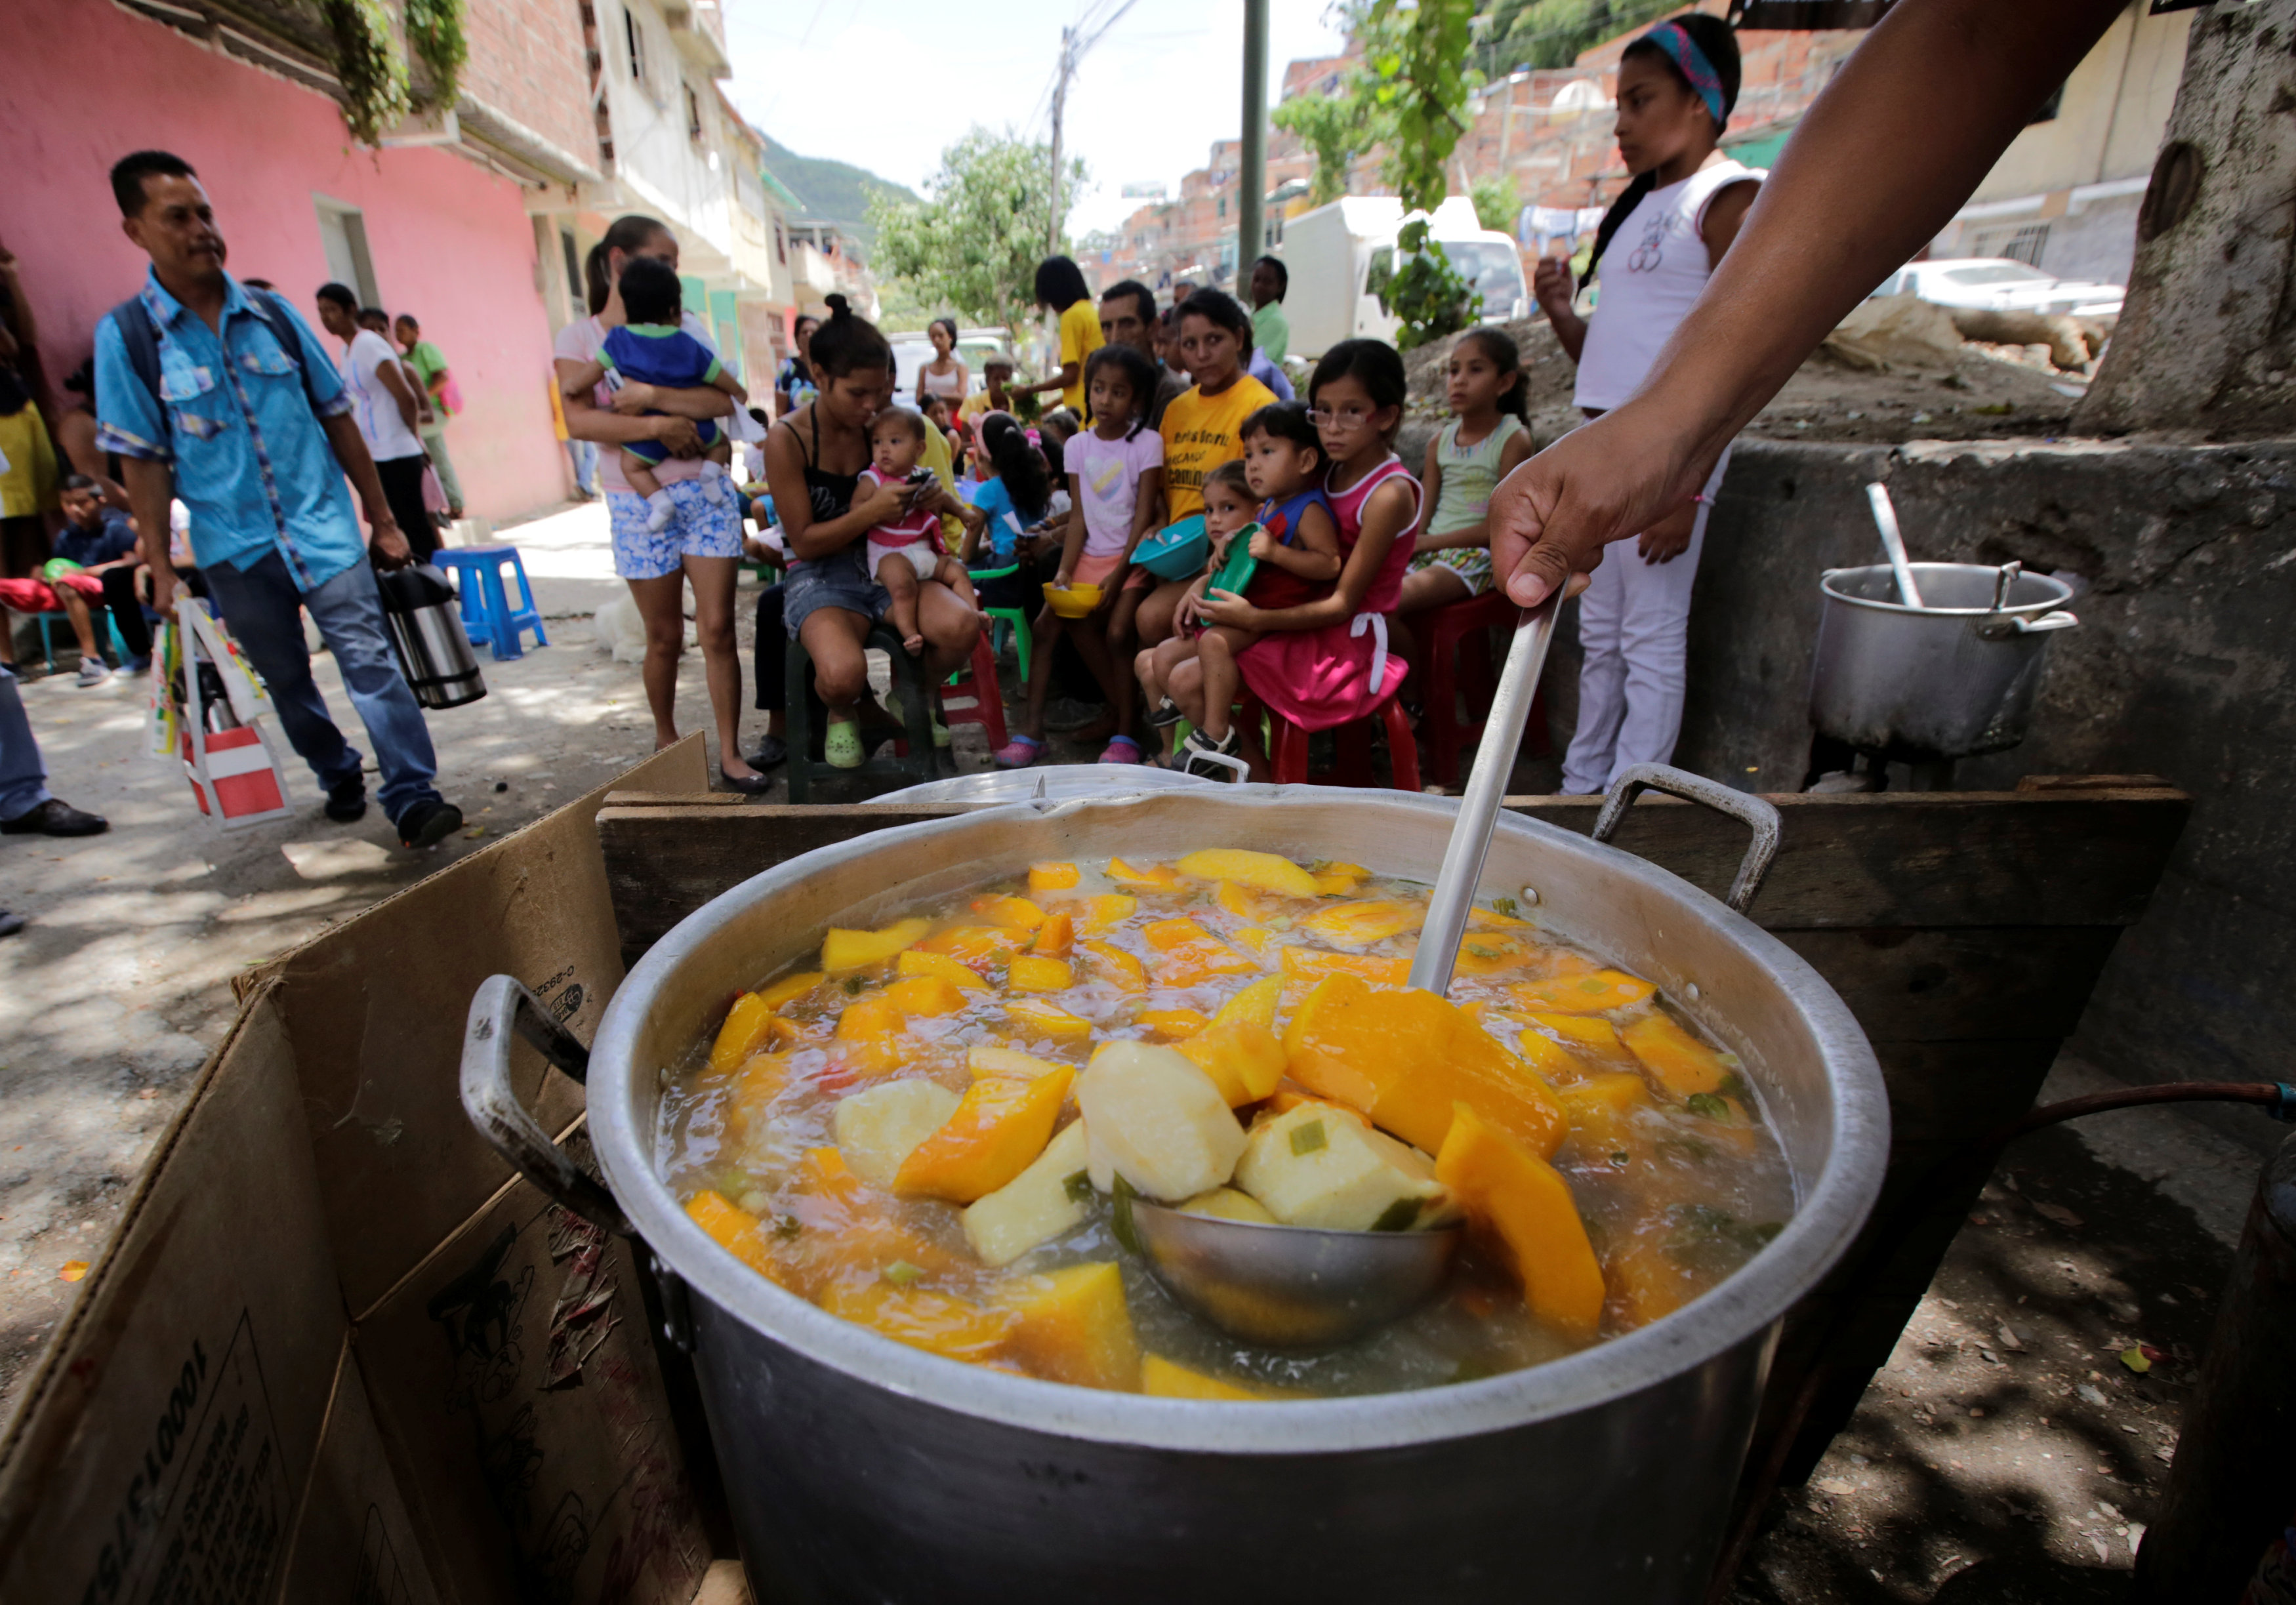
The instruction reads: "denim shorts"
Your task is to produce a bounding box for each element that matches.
[607,481,743,580]
[784,547,890,635]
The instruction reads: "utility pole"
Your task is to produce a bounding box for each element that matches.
[1237,0,1268,272]
[1048,25,1074,253]
[1045,0,1142,254]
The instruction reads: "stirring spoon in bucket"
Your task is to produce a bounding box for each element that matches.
[1408,594,1564,998]
[1865,482,1925,608]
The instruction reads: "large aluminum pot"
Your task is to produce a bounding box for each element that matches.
[875,764,1209,806]
[464,779,1887,1604]
[1809,561,2076,759]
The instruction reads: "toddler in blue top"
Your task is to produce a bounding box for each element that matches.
[562,257,743,531]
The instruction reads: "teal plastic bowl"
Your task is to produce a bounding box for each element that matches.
[1131,515,1209,580]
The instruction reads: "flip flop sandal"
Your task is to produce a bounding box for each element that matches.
[1097,734,1144,764]
[993,733,1044,769]
[823,720,866,769]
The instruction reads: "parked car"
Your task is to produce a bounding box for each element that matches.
[1876,258,2123,319]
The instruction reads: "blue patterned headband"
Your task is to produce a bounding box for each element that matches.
[1643,20,1727,130]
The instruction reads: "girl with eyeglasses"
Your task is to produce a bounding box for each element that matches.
[1177,340,1420,781]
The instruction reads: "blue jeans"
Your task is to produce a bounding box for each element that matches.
[202,551,443,824]
[0,666,51,822]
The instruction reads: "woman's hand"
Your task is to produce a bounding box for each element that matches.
[1488,405,1710,607]
[1637,502,1699,564]
[652,415,705,458]
[1532,258,1576,324]
[1195,588,1261,630]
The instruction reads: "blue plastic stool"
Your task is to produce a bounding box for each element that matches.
[34,610,131,672]
[436,546,548,660]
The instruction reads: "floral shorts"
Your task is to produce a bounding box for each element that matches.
[1407,546,1494,596]
[607,481,743,580]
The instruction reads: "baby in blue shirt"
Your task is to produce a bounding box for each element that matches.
[563,257,743,531]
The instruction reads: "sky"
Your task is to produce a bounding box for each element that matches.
[720,0,1351,237]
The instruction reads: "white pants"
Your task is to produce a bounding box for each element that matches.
[1561,446,1732,795]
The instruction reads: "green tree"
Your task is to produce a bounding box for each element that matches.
[869,129,1086,335]
[1470,174,1520,234]
[1475,0,1683,76]
[1273,83,1387,207]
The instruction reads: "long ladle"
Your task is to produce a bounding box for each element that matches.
[1865,481,1925,608]
[1123,594,1565,1348]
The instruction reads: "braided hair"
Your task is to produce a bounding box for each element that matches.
[1581,14,1743,291]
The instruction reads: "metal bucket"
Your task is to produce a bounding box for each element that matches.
[377,565,486,710]
[463,777,1888,1603]
[1809,561,2077,759]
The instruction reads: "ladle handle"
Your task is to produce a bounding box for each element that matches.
[1866,482,1924,609]
[1409,595,1561,997]
[461,973,630,1236]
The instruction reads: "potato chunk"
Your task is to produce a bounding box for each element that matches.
[1235,1104,1453,1231]
[962,1120,1093,1267]
[1076,1042,1247,1200]
[833,1080,962,1188]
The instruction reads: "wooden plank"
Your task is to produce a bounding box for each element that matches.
[1777,927,2127,1042]
[1502,788,2187,929]
[598,804,964,966]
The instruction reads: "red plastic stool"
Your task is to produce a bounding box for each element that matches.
[1419,589,1549,787]
[938,630,1008,750]
[1245,691,1422,792]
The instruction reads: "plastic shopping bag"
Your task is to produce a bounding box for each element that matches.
[161,599,295,830]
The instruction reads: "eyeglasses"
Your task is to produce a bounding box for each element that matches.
[1306,406,1378,428]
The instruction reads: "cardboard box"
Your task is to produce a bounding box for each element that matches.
[0,740,718,1605]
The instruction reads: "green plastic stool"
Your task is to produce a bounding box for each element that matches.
[784,624,942,803]
[968,563,1032,685]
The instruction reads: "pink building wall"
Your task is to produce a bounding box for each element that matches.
[0,0,571,521]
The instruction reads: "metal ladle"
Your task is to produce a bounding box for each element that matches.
[1122,596,1566,1349]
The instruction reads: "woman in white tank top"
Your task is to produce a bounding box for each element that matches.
[1528,14,1762,794]
[914,317,970,408]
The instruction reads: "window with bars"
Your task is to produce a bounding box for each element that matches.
[1973,223,2051,269]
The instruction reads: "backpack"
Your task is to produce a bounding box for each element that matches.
[106,285,327,425]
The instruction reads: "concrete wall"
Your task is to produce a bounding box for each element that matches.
[1624,437,2296,1153]
[1,0,571,522]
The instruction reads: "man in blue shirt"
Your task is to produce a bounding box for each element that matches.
[94,150,461,848]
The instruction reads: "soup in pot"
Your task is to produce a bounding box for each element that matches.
[659,849,1792,1398]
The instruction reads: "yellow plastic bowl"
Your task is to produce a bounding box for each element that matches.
[1042,582,1103,619]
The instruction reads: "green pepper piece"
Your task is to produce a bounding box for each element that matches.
[1290,1119,1328,1156]
[1369,1197,1420,1232]
[1685,1091,1730,1120]
[1111,1173,1143,1257]
[1062,1169,1094,1204]
[882,1260,924,1286]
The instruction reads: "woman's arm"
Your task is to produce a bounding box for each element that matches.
[764,419,906,561]
[611,378,735,420]
[1419,427,1534,552]
[1490,0,2128,607]
[1205,479,1414,632]
[557,357,703,455]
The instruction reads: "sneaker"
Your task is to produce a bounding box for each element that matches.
[1179,727,1245,781]
[0,798,109,836]
[325,779,369,823]
[748,733,788,770]
[125,655,152,674]
[1145,696,1184,729]
[396,798,464,849]
[75,659,109,687]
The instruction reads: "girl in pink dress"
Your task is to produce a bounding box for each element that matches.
[1182,340,1421,782]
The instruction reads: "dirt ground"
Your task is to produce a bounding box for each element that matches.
[1403,314,2087,451]
[0,499,2280,1600]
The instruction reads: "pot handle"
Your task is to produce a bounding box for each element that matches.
[1976,609,2079,640]
[461,973,630,1235]
[1591,763,1782,916]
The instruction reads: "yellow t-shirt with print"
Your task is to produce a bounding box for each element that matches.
[1057,300,1105,415]
[1157,375,1277,521]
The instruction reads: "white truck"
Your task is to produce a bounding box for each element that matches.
[1273,195,1530,359]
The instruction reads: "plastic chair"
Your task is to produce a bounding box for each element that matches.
[1418,588,1548,787]
[968,563,1032,684]
[938,629,1008,750]
[434,546,548,660]
[783,623,941,803]
[33,610,130,673]
[1243,689,1421,793]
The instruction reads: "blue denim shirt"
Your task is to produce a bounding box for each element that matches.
[94,268,362,590]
